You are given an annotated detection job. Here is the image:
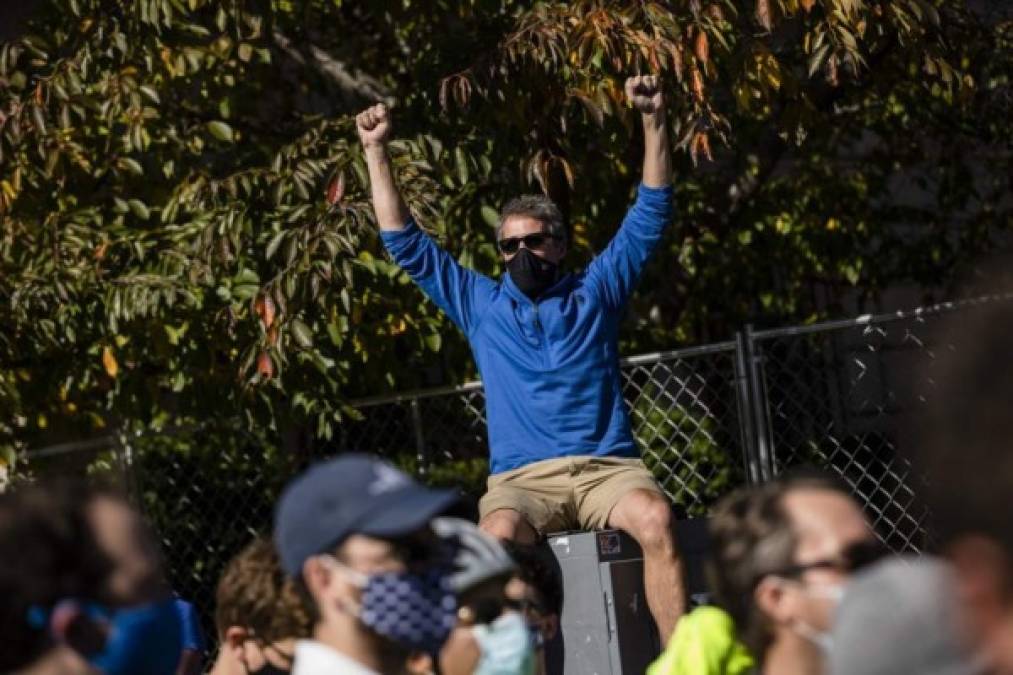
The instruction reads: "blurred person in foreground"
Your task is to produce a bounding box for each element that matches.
[356,73,685,641]
[274,453,459,675]
[430,518,535,675]
[209,536,312,675]
[501,542,562,675]
[649,470,884,675]
[829,555,981,675]
[912,286,1013,674]
[0,481,184,675]
[0,483,112,674]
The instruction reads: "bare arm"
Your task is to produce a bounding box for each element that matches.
[355,103,411,231]
[625,75,671,188]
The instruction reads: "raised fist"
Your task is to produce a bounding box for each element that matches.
[625,75,664,115]
[356,103,391,148]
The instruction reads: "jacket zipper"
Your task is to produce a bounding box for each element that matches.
[532,303,549,369]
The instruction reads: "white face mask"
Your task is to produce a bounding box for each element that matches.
[791,618,834,653]
[778,579,846,654]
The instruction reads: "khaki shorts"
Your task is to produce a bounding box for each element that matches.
[478,455,664,535]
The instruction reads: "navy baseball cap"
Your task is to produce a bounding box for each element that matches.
[273,453,459,577]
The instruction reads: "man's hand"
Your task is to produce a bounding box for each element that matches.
[356,103,392,148]
[626,75,670,187]
[356,102,410,230]
[625,75,664,115]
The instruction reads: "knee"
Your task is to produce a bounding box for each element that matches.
[479,510,523,541]
[630,499,675,553]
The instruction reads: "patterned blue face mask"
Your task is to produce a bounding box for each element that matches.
[320,556,458,655]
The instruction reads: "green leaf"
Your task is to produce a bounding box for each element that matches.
[481,205,500,228]
[424,333,442,352]
[128,199,150,220]
[265,231,286,260]
[207,121,234,142]
[232,284,259,300]
[233,268,260,285]
[139,86,160,104]
[120,157,144,176]
[291,319,314,348]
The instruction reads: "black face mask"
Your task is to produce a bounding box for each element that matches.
[507,248,559,299]
[246,662,290,675]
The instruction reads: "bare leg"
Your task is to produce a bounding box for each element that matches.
[607,489,685,643]
[479,508,539,544]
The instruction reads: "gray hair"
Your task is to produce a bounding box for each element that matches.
[496,195,566,247]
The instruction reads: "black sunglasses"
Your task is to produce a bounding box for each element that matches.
[498,232,559,255]
[770,538,890,581]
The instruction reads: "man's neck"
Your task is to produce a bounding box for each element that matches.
[764,632,825,675]
[314,621,405,674]
[207,649,241,675]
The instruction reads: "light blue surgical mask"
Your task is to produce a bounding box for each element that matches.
[471,611,536,675]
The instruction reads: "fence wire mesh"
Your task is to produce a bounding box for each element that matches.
[21,296,1008,656]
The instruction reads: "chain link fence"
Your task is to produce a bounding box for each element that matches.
[21,295,1009,653]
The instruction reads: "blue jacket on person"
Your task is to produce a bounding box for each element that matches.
[381,183,674,475]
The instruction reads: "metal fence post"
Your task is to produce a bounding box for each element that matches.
[733,329,762,484]
[735,326,776,483]
[743,324,776,481]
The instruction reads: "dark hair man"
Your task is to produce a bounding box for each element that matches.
[707,472,883,675]
[355,73,684,640]
[273,453,460,675]
[210,536,312,675]
[914,296,1013,674]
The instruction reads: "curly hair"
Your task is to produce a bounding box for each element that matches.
[215,536,313,643]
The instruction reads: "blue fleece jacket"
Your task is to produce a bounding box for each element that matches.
[381,183,673,475]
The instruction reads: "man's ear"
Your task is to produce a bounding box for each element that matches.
[223,626,249,661]
[301,556,330,600]
[754,576,792,626]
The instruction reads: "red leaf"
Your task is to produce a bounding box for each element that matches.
[326,171,345,205]
[694,31,709,66]
[691,66,705,102]
[699,132,713,162]
[255,294,276,329]
[256,351,274,379]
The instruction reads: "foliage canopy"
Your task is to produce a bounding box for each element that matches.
[1,0,1010,465]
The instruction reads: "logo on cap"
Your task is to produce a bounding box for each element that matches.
[368,464,409,495]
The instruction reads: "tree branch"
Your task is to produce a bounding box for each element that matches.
[271,30,393,107]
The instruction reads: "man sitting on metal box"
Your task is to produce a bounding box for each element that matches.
[356,73,684,641]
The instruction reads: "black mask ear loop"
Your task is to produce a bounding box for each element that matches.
[242,640,294,675]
